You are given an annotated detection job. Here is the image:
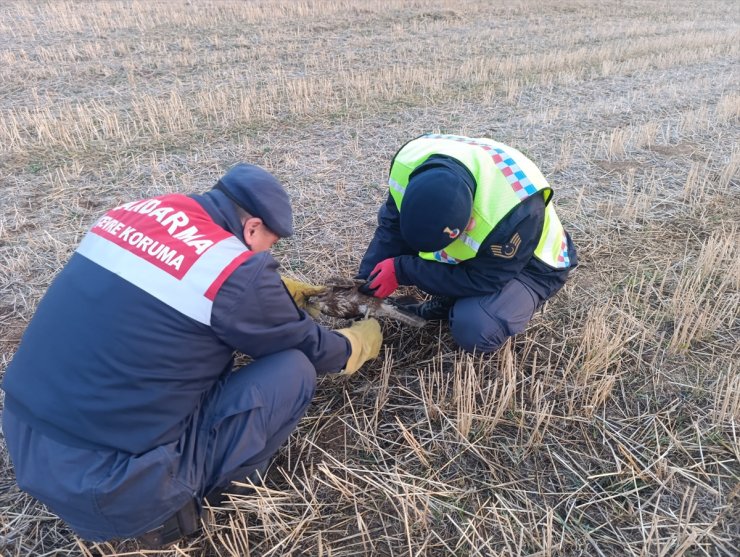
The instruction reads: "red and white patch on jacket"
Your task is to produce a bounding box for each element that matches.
[77,194,253,324]
[89,194,235,279]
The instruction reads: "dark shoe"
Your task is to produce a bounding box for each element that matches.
[136,498,200,549]
[418,296,455,320]
[204,482,257,505]
[398,296,455,321]
[203,466,265,506]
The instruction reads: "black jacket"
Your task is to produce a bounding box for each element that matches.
[358,190,577,300]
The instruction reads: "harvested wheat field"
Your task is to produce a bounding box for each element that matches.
[1,0,739,555]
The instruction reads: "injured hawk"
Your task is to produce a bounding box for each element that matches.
[308,277,427,327]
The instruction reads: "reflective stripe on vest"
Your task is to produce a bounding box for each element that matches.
[389,134,570,269]
[537,204,571,268]
[76,194,253,325]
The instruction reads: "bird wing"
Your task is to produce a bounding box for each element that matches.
[309,279,427,327]
[374,298,427,328]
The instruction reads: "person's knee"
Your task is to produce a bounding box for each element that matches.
[231,349,317,419]
[272,349,317,406]
[450,315,508,353]
[450,283,537,353]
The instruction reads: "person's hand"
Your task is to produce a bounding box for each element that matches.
[335,319,382,376]
[360,258,398,298]
[281,275,325,318]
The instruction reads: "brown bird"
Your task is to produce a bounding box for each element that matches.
[308,277,427,327]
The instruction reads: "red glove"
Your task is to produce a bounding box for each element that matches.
[365,258,398,298]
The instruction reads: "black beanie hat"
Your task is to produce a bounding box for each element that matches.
[400,156,475,252]
[214,163,294,237]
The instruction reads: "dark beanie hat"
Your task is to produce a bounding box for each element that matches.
[400,156,475,252]
[214,163,294,237]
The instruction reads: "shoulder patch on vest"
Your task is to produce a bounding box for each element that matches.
[490,232,521,259]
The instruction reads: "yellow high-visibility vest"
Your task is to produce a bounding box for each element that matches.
[388,134,571,268]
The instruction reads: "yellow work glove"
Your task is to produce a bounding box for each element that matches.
[335,319,383,376]
[281,275,325,318]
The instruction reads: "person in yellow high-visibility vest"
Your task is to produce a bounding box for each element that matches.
[358,134,578,353]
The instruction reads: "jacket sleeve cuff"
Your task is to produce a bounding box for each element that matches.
[393,256,410,286]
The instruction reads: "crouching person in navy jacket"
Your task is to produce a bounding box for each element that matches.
[1,164,382,548]
[358,134,578,353]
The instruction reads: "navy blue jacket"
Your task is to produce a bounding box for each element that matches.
[2,190,350,455]
[358,190,577,300]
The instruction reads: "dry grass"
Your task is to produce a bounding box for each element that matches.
[1,1,739,555]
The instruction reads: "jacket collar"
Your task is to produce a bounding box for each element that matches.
[190,190,245,244]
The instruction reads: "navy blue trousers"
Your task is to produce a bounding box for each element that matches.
[2,349,316,541]
[448,279,542,353]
